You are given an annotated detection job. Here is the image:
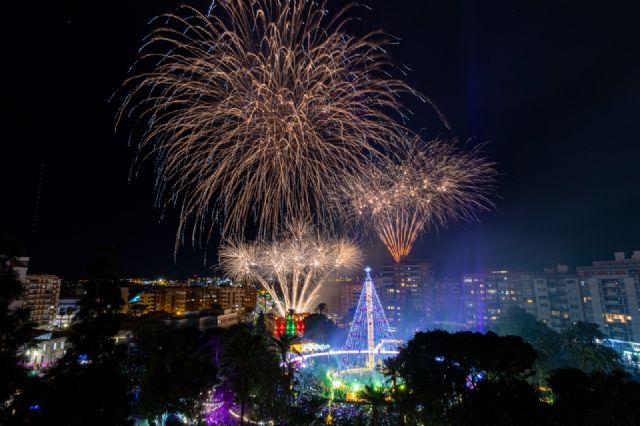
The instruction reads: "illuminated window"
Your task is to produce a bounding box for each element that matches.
[605,313,627,323]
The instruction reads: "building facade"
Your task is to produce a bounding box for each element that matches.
[216,286,246,313]
[319,275,364,321]
[24,332,67,368]
[577,251,640,342]
[24,274,61,327]
[431,276,465,326]
[130,284,257,316]
[460,252,640,342]
[381,261,432,328]
[533,265,584,332]
[242,285,258,313]
[53,297,80,328]
[462,271,535,331]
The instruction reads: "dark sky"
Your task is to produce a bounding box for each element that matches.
[3,0,639,279]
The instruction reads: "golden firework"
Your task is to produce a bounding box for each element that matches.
[345,138,497,262]
[118,0,439,246]
[219,222,361,316]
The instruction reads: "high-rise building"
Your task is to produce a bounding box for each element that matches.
[216,286,246,313]
[434,251,640,343]
[24,274,61,327]
[381,261,432,327]
[241,284,258,313]
[119,286,129,314]
[161,288,188,315]
[130,284,256,316]
[462,271,535,331]
[137,289,162,313]
[577,251,640,342]
[533,265,584,332]
[314,274,364,321]
[431,276,465,325]
[336,275,363,318]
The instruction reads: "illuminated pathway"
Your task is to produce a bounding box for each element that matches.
[290,340,401,375]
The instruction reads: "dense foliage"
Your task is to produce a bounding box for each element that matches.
[498,306,621,378]
[0,234,33,423]
[13,245,131,426]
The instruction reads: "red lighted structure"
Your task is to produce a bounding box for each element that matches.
[273,313,305,338]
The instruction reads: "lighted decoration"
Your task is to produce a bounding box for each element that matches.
[291,343,331,354]
[274,313,305,338]
[203,387,236,425]
[344,267,392,369]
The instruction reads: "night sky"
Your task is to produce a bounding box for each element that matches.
[3,0,639,279]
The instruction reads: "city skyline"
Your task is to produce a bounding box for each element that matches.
[3,2,639,424]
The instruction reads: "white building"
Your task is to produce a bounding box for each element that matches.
[533,265,584,332]
[24,332,67,369]
[577,251,640,342]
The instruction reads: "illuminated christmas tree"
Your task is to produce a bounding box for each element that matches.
[344,267,392,369]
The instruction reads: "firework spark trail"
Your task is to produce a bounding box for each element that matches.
[117,0,442,248]
[219,223,361,317]
[345,138,497,263]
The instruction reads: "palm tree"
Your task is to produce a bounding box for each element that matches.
[380,358,413,425]
[381,358,401,393]
[222,327,271,425]
[58,307,66,327]
[272,333,301,411]
[65,306,75,327]
[561,322,620,372]
[315,303,328,315]
[358,384,388,426]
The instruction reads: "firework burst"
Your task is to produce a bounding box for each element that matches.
[219,222,361,316]
[118,0,440,246]
[345,138,497,262]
